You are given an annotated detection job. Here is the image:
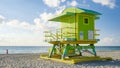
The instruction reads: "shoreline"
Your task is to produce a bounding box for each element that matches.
[0,50,120,54]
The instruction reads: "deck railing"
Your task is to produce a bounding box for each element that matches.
[44,28,100,42]
[44,27,76,42]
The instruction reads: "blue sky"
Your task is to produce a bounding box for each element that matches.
[0,0,120,46]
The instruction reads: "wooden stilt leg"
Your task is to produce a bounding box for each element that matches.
[49,44,55,58]
[90,44,97,56]
[76,44,82,56]
[93,47,97,56]
[62,44,68,59]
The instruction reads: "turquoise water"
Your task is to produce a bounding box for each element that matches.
[0,46,51,54]
[0,46,120,54]
[96,46,120,51]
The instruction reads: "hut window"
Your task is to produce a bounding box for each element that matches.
[84,18,89,24]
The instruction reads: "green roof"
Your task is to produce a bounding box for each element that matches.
[49,12,75,22]
[62,7,101,15]
[49,7,101,22]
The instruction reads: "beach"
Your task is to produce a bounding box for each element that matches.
[0,51,120,68]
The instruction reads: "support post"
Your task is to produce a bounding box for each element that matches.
[90,44,97,56]
[62,44,68,59]
[49,44,56,58]
[76,44,82,56]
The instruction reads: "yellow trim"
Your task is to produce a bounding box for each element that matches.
[77,13,94,17]
[95,29,100,31]
[94,29,100,39]
[40,55,112,64]
[76,14,79,40]
[48,40,97,44]
[94,34,100,36]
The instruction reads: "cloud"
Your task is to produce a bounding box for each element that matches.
[67,0,78,7]
[0,15,5,23]
[55,5,66,14]
[66,0,90,8]
[6,20,19,27]
[92,0,116,8]
[40,12,53,21]
[6,19,33,30]
[70,0,78,6]
[34,12,60,31]
[3,11,59,31]
[33,18,45,31]
[20,22,32,29]
[0,6,63,46]
[42,0,66,7]
[61,0,66,2]
[0,16,46,46]
[97,36,120,45]
[102,37,113,43]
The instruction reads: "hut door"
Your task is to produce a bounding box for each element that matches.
[88,30,93,40]
[80,31,83,40]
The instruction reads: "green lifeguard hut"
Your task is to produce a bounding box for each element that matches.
[41,7,106,64]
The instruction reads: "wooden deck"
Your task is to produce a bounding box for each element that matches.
[48,40,97,44]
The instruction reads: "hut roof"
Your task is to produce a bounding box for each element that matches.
[62,7,101,15]
[49,7,101,22]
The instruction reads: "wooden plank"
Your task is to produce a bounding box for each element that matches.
[48,40,97,44]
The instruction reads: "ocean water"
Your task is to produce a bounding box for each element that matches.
[0,46,51,54]
[95,46,120,51]
[0,46,120,54]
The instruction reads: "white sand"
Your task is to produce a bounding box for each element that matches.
[0,51,120,68]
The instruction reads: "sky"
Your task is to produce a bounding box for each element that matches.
[0,0,120,46]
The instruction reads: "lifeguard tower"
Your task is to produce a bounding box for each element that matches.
[41,7,112,64]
